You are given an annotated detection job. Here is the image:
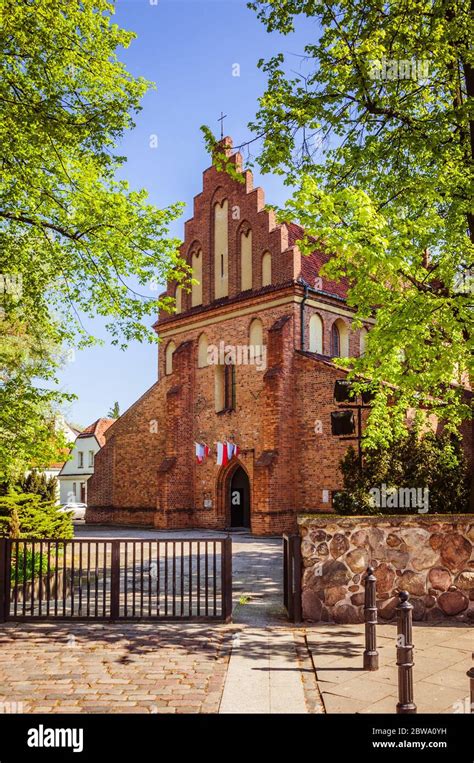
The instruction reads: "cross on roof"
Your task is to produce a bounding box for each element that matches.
[218,111,227,140]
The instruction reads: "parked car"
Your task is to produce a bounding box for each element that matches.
[58,503,87,521]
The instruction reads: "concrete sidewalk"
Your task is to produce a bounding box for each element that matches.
[218,533,319,714]
[219,627,308,713]
[306,622,472,714]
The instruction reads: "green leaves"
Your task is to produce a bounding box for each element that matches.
[0,1,189,478]
[249,0,473,446]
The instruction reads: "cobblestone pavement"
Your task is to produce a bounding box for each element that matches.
[0,622,230,714]
[0,527,320,714]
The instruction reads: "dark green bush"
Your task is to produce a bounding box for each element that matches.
[334,429,470,515]
[13,547,52,583]
[0,492,73,539]
[19,470,58,501]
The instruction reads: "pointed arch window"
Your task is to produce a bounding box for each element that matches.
[309,314,323,354]
[198,333,208,368]
[331,323,340,357]
[214,200,228,298]
[331,319,349,357]
[165,341,176,375]
[175,287,182,315]
[240,228,252,291]
[262,251,272,286]
[191,249,203,306]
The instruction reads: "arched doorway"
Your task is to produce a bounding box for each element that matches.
[229,466,250,529]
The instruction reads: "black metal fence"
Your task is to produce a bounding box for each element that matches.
[283,533,302,623]
[0,536,232,623]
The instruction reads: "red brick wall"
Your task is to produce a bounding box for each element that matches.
[90,140,467,535]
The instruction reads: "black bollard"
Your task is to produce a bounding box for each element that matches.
[467,653,474,714]
[363,566,379,670]
[396,590,417,714]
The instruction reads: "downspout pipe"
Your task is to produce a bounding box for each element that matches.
[300,284,309,351]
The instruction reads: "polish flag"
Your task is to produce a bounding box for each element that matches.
[226,442,240,459]
[216,442,228,466]
[195,443,211,464]
[195,442,205,464]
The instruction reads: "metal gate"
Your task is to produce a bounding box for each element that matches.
[283,533,302,623]
[0,536,232,623]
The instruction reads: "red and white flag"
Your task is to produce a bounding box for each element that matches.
[195,442,211,464]
[216,441,228,466]
[226,441,240,459]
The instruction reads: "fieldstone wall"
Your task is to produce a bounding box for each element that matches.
[298,515,474,623]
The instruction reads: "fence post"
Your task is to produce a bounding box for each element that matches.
[286,536,294,621]
[283,534,289,614]
[222,536,232,623]
[110,541,120,621]
[467,653,474,714]
[292,534,302,624]
[363,566,379,670]
[396,590,417,714]
[0,538,6,622]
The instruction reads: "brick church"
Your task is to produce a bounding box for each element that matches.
[87,138,372,535]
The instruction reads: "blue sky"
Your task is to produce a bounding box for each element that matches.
[57,0,312,427]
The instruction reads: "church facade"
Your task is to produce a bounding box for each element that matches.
[87,138,371,535]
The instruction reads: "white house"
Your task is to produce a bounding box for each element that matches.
[58,418,115,505]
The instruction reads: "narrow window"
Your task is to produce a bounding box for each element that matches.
[331,323,340,357]
[262,251,272,286]
[88,450,94,468]
[175,286,182,314]
[240,229,253,291]
[224,364,236,411]
[198,333,208,368]
[78,451,84,468]
[165,341,176,375]
[191,250,203,307]
[309,314,323,354]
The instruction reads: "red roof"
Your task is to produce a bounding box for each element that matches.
[77,418,116,447]
[285,222,349,299]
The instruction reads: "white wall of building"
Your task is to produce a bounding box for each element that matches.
[59,435,101,505]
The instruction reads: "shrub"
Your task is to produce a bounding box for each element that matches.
[13,547,51,583]
[0,493,73,539]
[19,470,58,501]
[335,429,470,515]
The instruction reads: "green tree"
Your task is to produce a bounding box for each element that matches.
[0,492,73,539]
[20,470,58,502]
[205,0,473,447]
[335,429,469,515]
[0,0,188,480]
[107,401,120,418]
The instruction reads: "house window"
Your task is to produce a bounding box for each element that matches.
[78,451,84,468]
[88,450,94,468]
[72,482,77,497]
[331,323,340,357]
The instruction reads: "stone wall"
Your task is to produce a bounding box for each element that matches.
[298,515,473,623]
